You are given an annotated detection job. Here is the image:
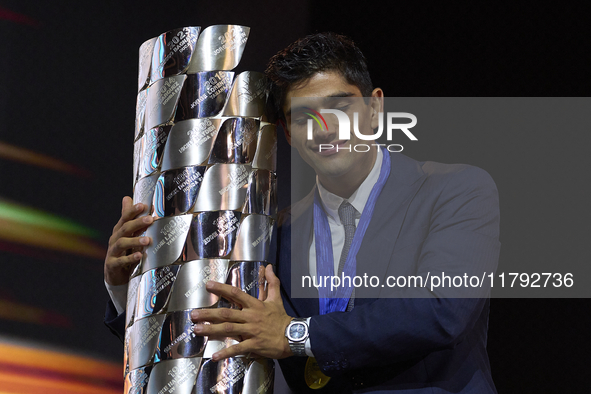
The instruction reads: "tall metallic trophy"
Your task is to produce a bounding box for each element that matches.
[125,25,277,394]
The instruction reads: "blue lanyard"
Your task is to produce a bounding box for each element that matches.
[313,147,391,314]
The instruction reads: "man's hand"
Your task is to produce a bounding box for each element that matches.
[104,196,153,286]
[191,264,294,361]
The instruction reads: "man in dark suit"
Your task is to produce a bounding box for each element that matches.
[105,32,500,393]
[186,33,500,393]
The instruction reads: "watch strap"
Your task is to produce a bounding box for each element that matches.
[286,317,309,357]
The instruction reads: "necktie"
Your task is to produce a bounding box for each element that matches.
[337,201,357,311]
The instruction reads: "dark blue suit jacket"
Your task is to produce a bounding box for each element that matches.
[275,152,500,393]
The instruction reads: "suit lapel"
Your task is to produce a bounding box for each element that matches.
[282,190,320,317]
[356,153,427,299]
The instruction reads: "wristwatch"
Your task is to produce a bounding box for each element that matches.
[285,318,309,357]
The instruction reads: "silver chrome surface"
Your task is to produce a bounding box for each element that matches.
[242,170,277,216]
[243,358,274,394]
[126,275,142,329]
[222,72,267,117]
[174,72,234,121]
[184,211,241,260]
[219,261,267,309]
[124,366,151,394]
[251,124,277,173]
[131,256,143,279]
[194,357,247,394]
[136,265,180,319]
[138,37,156,92]
[167,259,229,311]
[187,25,250,73]
[147,358,201,394]
[155,309,207,362]
[229,215,274,262]
[124,328,131,376]
[208,117,259,164]
[146,75,186,131]
[129,314,166,370]
[135,89,148,142]
[133,136,144,186]
[133,173,159,218]
[150,27,200,83]
[160,119,224,171]
[153,166,205,219]
[202,337,240,359]
[142,215,192,273]
[131,24,274,394]
[193,164,252,211]
[138,125,172,179]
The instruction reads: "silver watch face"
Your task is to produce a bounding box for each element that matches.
[287,321,308,342]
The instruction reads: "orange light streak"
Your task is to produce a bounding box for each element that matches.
[0,342,121,381]
[0,218,105,259]
[0,299,71,327]
[0,142,90,177]
[0,341,122,394]
[0,371,120,394]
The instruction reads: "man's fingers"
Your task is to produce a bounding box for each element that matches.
[191,308,246,324]
[189,266,290,362]
[104,252,142,285]
[108,251,142,268]
[193,321,246,338]
[258,265,267,301]
[265,264,282,302]
[209,340,253,361]
[111,216,153,247]
[104,196,154,286]
[204,281,257,309]
[121,196,133,214]
[122,197,145,220]
[108,235,151,258]
[113,197,148,232]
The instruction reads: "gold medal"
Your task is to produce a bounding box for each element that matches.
[305,357,330,389]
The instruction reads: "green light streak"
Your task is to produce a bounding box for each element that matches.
[0,199,100,238]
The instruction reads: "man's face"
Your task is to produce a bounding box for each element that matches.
[283,71,383,184]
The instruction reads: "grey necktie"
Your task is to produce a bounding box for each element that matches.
[338,201,357,311]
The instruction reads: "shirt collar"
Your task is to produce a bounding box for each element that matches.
[316,148,383,225]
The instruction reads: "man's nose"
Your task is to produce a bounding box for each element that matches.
[313,117,338,142]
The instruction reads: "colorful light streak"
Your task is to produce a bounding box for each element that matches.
[0,142,90,177]
[0,299,71,328]
[0,199,105,259]
[0,341,121,394]
[0,199,99,238]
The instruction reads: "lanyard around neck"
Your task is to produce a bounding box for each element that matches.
[313,147,391,314]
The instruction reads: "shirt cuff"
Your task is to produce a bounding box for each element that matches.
[105,280,128,315]
[304,317,314,357]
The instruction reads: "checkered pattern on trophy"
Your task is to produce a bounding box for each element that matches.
[125,25,277,394]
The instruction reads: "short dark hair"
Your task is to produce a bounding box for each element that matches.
[265,32,373,121]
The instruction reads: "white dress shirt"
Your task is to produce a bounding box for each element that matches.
[106,280,127,315]
[304,148,383,356]
[308,148,383,276]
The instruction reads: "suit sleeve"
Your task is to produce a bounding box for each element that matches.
[104,299,126,343]
[308,166,501,375]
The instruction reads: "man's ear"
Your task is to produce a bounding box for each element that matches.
[369,88,384,129]
[279,118,292,145]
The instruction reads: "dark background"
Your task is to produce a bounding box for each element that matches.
[0,0,588,392]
